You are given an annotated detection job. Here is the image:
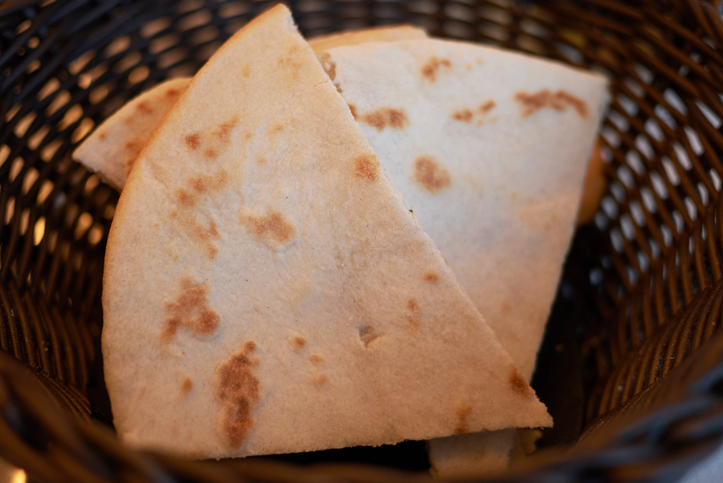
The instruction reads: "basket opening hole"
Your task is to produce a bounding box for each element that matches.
[190,26,219,46]
[664,88,687,115]
[27,59,41,75]
[37,78,60,102]
[4,198,15,225]
[660,158,680,186]
[444,3,475,22]
[71,118,95,144]
[15,19,31,35]
[14,112,36,138]
[178,10,213,32]
[442,20,475,40]
[142,17,172,38]
[150,33,181,55]
[478,22,509,43]
[649,171,669,199]
[128,66,150,86]
[37,180,53,205]
[176,0,204,15]
[89,85,110,105]
[105,36,131,58]
[34,217,45,246]
[477,4,511,24]
[40,140,61,163]
[28,125,50,150]
[68,51,95,76]
[9,159,24,183]
[22,168,39,196]
[75,213,93,240]
[683,127,705,156]
[158,47,189,69]
[601,196,618,219]
[46,91,71,117]
[684,197,698,221]
[19,208,30,236]
[88,224,103,246]
[59,105,83,131]
[114,52,142,75]
[696,101,722,129]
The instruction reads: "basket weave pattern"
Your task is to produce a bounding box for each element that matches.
[1,0,723,481]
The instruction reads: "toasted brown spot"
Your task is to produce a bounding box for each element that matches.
[348,104,358,120]
[278,45,303,80]
[216,342,260,449]
[137,100,153,114]
[191,218,219,241]
[413,156,451,194]
[359,107,409,132]
[291,336,306,352]
[452,109,473,123]
[98,131,107,140]
[354,154,379,182]
[162,278,220,343]
[180,377,194,397]
[170,210,178,218]
[185,132,201,149]
[514,89,589,118]
[424,272,439,283]
[358,326,379,348]
[509,368,533,397]
[190,170,228,194]
[245,210,296,246]
[478,100,496,114]
[407,299,420,313]
[421,56,452,82]
[242,65,251,78]
[244,132,252,140]
[204,148,218,159]
[309,354,324,364]
[166,88,180,97]
[213,116,239,142]
[454,404,472,435]
[407,316,420,329]
[176,188,196,207]
[311,374,327,387]
[207,243,218,259]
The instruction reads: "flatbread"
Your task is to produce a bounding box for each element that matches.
[307,24,427,52]
[103,5,550,459]
[73,78,189,190]
[318,38,609,474]
[73,26,427,189]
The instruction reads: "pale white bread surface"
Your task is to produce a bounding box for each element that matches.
[322,38,610,381]
[103,5,551,460]
[321,38,608,473]
[73,78,190,189]
[307,24,427,52]
[428,429,515,479]
[73,27,426,191]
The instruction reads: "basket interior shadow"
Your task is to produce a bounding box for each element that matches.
[1,0,723,481]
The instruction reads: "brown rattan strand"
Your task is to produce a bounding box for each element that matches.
[0,0,723,481]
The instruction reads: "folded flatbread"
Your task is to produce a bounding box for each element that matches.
[317,38,609,476]
[103,5,550,459]
[73,26,427,189]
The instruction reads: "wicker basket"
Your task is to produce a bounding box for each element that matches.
[1,0,723,481]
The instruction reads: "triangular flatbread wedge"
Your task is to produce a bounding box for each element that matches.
[73,78,189,190]
[103,5,550,459]
[317,39,609,473]
[73,26,427,189]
